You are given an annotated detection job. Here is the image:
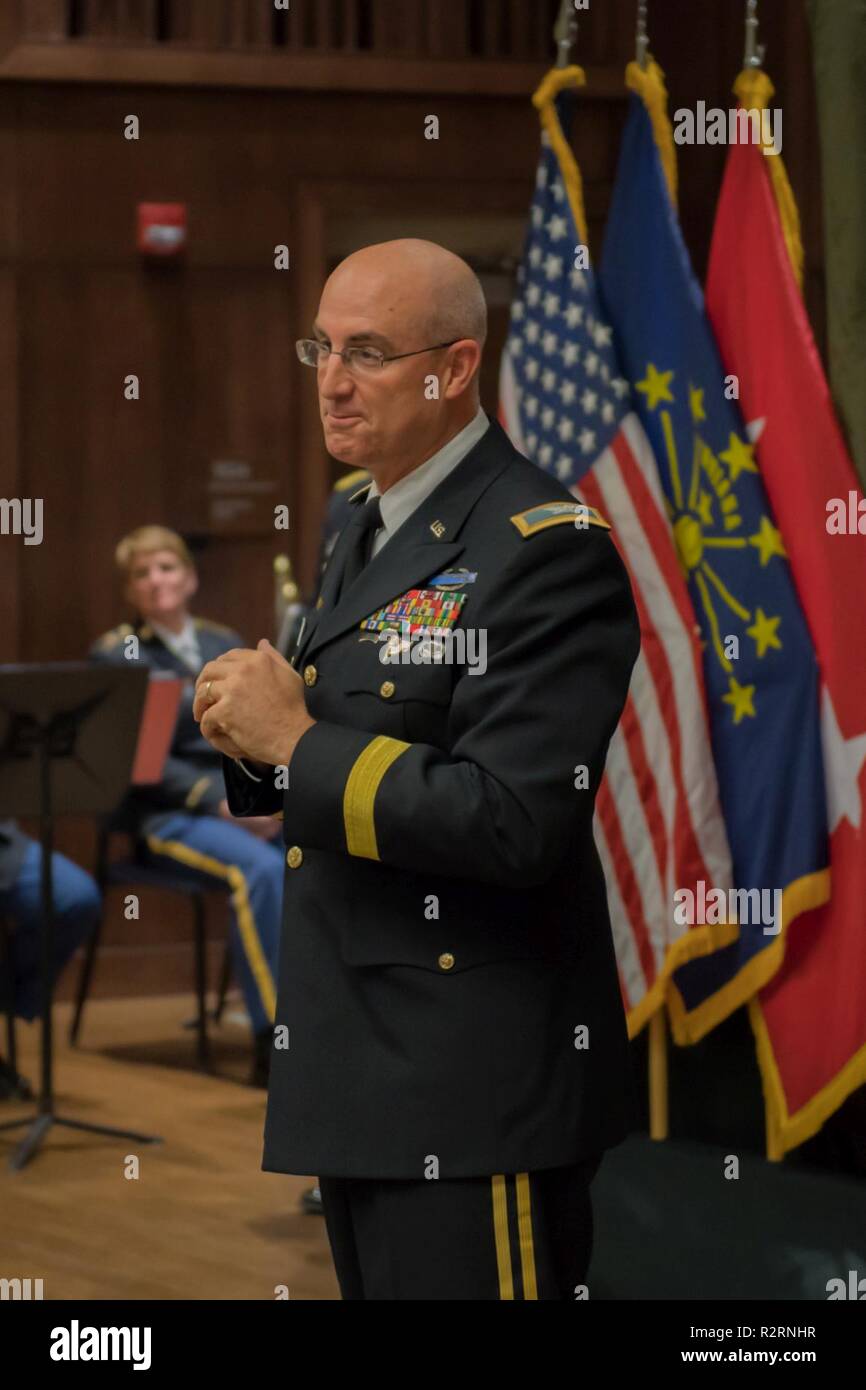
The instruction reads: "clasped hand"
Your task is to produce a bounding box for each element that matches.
[193,639,315,769]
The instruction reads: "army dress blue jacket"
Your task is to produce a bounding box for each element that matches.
[225,419,641,1180]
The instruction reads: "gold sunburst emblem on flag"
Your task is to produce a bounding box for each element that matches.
[637,363,787,725]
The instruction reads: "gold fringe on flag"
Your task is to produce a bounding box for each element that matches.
[734,68,804,290]
[532,65,590,249]
[626,57,679,208]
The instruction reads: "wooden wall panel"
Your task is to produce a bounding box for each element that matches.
[165,273,294,544]
[15,85,298,270]
[232,1,275,50]
[20,1,68,41]
[170,1,230,47]
[0,271,21,661]
[425,2,468,60]
[81,0,124,40]
[14,269,165,659]
[17,270,89,662]
[372,0,425,55]
[116,0,159,43]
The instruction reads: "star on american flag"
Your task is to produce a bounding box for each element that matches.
[504,165,630,491]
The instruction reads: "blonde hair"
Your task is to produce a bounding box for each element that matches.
[115,525,194,574]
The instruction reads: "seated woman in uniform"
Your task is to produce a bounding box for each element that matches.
[90,525,283,1087]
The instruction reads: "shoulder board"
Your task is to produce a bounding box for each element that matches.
[510,502,611,538]
[94,623,134,650]
[194,618,234,636]
[333,469,371,494]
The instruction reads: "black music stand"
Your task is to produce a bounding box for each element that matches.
[0,662,163,1170]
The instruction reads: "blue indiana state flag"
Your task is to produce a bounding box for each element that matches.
[599,65,829,1043]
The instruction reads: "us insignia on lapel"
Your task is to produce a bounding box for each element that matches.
[360,588,467,635]
[510,501,611,536]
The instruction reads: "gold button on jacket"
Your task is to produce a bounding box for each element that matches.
[303,665,318,687]
[438,952,455,971]
[286,846,304,869]
[379,680,396,699]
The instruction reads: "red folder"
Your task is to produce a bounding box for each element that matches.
[131,674,183,785]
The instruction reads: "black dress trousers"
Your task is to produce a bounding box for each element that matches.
[318,1154,602,1300]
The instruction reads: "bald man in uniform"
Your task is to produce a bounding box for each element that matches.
[193,240,640,1300]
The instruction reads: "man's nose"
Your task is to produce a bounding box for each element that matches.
[318,350,355,396]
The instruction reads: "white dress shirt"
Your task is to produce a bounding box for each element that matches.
[364,407,490,557]
[151,615,201,674]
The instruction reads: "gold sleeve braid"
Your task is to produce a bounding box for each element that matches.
[343,736,411,860]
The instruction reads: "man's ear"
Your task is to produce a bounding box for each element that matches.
[184,567,199,601]
[443,339,482,400]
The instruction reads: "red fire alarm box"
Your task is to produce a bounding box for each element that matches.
[137,203,187,258]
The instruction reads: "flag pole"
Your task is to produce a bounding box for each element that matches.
[743,0,766,69]
[553,0,578,68]
[636,0,649,70]
[532,16,588,249]
[648,1008,669,1140]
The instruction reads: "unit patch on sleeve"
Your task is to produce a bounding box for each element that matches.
[510,501,611,537]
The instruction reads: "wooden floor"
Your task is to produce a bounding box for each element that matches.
[0,995,339,1300]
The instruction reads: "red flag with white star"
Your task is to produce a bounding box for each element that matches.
[707,72,866,1159]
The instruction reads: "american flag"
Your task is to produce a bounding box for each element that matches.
[499,119,734,1032]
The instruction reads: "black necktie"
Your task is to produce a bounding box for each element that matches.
[338,495,382,599]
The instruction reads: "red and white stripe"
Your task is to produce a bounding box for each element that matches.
[500,355,733,1020]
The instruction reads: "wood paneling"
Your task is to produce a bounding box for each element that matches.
[0,42,603,95]
[81,0,124,40]
[0,271,21,660]
[117,0,159,43]
[20,0,68,41]
[11,0,576,58]
[170,0,230,48]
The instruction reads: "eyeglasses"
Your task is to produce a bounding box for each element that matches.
[296,339,461,372]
